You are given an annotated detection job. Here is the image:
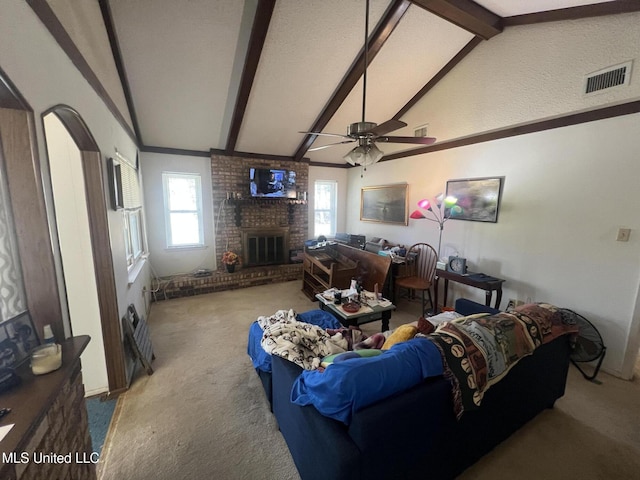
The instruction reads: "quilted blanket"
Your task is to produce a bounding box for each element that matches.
[258,309,348,370]
[429,303,579,419]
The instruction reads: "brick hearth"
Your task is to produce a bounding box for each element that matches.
[156,264,304,300]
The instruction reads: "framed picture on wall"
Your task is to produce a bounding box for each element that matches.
[360,184,409,225]
[446,176,504,223]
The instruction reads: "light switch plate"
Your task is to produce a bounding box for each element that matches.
[617,228,631,242]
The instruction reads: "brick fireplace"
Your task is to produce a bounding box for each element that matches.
[156,155,308,300]
[155,154,309,300]
[211,153,308,266]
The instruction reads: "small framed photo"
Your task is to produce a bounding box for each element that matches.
[446,176,504,223]
[0,311,39,368]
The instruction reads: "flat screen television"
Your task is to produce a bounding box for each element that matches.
[249,168,296,198]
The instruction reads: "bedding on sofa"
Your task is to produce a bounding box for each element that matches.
[289,303,580,424]
[247,309,342,373]
[258,309,350,370]
[430,302,580,418]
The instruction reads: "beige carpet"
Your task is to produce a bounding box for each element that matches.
[98,281,640,480]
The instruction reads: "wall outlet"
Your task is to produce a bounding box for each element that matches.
[507,299,524,311]
[617,228,631,242]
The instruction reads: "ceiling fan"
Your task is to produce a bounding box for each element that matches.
[300,0,436,167]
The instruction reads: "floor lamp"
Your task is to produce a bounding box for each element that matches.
[409,195,460,261]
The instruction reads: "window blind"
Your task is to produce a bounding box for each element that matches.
[120,160,141,209]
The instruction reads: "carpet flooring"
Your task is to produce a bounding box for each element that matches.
[86,397,117,455]
[98,281,640,480]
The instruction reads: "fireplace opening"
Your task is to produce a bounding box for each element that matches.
[242,227,290,267]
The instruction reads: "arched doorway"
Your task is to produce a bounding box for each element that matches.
[42,105,127,394]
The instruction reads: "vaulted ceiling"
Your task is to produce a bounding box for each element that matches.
[35,0,640,166]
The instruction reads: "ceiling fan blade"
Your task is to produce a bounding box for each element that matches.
[299,131,351,139]
[308,140,356,152]
[366,119,407,136]
[377,135,437,145]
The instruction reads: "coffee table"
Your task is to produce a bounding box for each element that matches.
[315,293,395,332]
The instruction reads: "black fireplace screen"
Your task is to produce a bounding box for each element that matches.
[243,228,290,267]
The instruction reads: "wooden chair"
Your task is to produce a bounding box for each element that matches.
[394,243,438,316]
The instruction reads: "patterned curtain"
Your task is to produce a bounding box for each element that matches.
[0,157,26,320]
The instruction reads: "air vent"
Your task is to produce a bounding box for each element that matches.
[584,61,632,95]
[414,124,428,137]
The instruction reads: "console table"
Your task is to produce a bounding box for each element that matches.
[434,269,505,312]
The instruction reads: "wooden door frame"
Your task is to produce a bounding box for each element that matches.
[43,105,127,394]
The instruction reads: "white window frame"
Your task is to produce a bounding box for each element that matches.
[124,208,144,269]
[314,180,337,237]
[162,172,204,248]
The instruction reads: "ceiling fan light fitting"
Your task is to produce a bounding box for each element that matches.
[343,142,383,166]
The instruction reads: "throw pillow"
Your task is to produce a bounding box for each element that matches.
[417,317,435,335]
[382,324,418,350]
[320,349,383,368]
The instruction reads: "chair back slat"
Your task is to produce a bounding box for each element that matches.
[407,243,438,282]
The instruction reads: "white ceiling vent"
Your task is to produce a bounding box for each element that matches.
[414,124,429,137]
[584,61,632,96]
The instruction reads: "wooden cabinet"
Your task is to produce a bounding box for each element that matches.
[302,246,359,299]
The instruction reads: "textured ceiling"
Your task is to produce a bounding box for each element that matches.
[98,0,625,165]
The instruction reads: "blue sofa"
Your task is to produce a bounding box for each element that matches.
[267,300,573,479]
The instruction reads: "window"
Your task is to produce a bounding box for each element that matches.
[314,180,337,237]
[119,157,146,269]
[162,172,204,247]
[124,209,144,268]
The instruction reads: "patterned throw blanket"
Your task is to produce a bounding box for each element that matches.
[428,303,579,419]
[258,309,348,370]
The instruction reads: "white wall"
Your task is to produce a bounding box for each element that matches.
[345,14,640,379]
[308,166,349,239]
[0,1,149,393]
[140,151,215,277]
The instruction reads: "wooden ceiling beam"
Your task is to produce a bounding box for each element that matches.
[225,0,276,154]
[409,0,502,40]
[394,35,481,120]
[293,0,411,162]
[504,1,640,27]
[383,100,640,162]
[99,0,143,145]
[27,0,138,146]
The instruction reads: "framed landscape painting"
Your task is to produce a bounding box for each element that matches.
[360,184,408,225]
[446,176,504,223]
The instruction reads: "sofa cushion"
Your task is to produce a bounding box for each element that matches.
[290,338,443,424]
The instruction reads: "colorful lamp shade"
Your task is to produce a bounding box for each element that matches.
[410,194,459,260]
